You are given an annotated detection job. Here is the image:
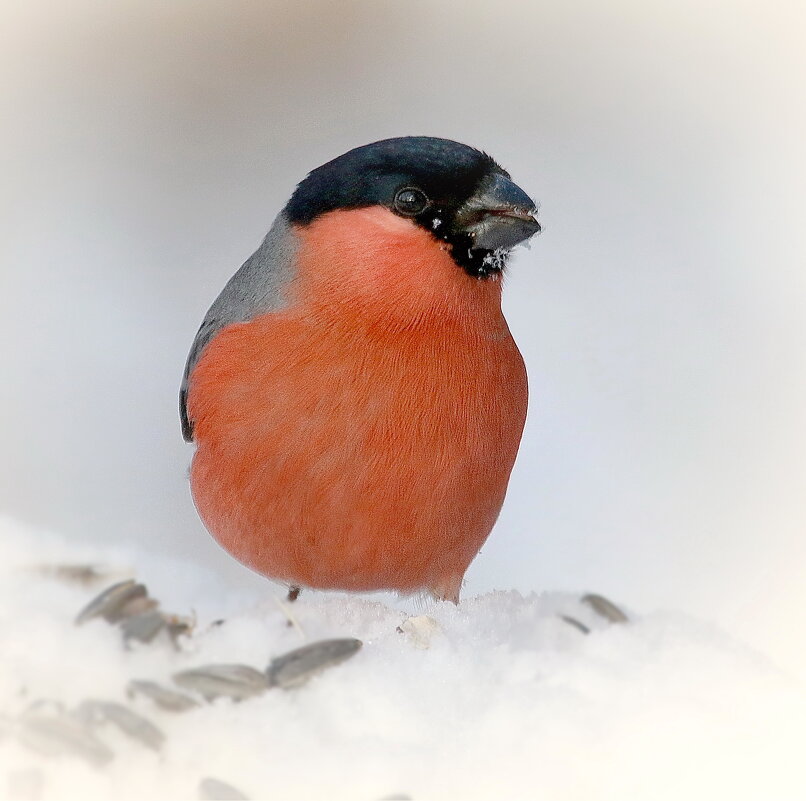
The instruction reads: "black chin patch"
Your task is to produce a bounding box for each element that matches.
[415,207,507,279]
[451,242,507,279]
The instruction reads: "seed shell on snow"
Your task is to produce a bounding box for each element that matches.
[266,638,363,689]
[34,563,113,587]
[172,665,269,701]
[74,699,165,751]
[74,579,150,625]
[198,776,251,800]
[17,712,114,766]
[120,609,167,644]
[127,679,201,712]
[559,615,590,635]
[581,593,629,624]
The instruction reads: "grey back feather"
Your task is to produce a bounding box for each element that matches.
[180,212,299,441]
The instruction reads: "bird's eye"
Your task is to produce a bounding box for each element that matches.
[393,187,429,216]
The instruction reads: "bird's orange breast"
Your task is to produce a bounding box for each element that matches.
[187,208,527,600]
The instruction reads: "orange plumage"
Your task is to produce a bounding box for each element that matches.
[187,207,527,601]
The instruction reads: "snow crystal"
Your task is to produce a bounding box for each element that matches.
[1,517,804,800]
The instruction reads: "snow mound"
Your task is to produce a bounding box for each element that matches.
[1,517,804,800]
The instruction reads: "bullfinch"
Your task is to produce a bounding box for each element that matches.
[180,137,540,603]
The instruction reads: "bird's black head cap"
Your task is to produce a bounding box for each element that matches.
[284,137,539,278]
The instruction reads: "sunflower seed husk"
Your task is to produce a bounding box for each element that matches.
[173,665,268,701]
[35,563,111,587]
[560,615,590,634]
[74,700,164,751]
[120,610,166,644]
[581,593,629,624]
[17,714,114,766]
[266,638,363,690]
[127,680,201,712]
[75,580,149,625]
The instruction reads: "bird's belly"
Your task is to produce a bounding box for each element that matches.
[188,315,527,594]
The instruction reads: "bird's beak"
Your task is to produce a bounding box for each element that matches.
[457,172,541,251]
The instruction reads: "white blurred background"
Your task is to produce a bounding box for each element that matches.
[2,1,804,677]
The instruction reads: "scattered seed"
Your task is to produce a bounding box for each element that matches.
[34,563,111,587]
[127,680,201,712]
[173,665,268,701]
[559,615,590,635]
[118,594,159,620]
[75,580,149,625]
[121,610,166,644]
[198,777,250,800]
[582,593,629,624]
[74,700,165,751]
[266,638,363,690]
[17,714,114,766]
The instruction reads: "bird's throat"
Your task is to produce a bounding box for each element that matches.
[289,208,506,334]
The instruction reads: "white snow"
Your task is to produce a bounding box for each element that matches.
[1,516,804,801]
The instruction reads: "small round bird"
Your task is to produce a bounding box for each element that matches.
[181,137,540,603]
